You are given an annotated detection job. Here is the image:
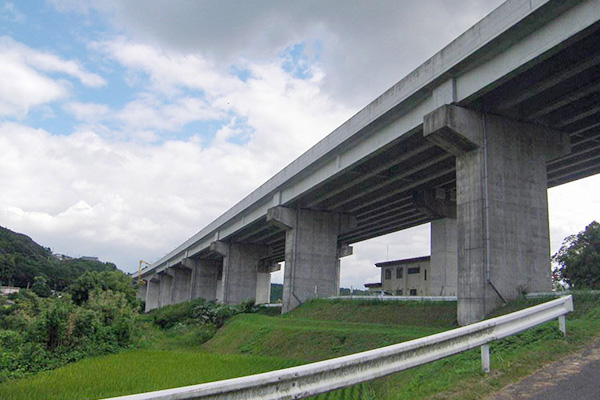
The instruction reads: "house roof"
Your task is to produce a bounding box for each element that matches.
[375,256,430,268]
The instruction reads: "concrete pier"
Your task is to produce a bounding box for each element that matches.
[185,258,221,301]
[267,206,355,313]
[429,218,458,296]
[158,270,173,309]
[424,105,570,324]
[170,266,192,305]
[145,275,160,312]
[211,241,269,305]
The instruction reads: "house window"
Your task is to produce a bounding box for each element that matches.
[410,289,417,296]
[396,267,403,279]
[384,268,392,280]
[408,267,420,274]
[395,289,403,296]
[424,269,427,281]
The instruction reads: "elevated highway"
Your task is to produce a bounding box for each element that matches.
[140,0,600,324]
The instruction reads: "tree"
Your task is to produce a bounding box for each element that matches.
[69,270,137,305]
[32,276,52,298]
[553,221,600,289]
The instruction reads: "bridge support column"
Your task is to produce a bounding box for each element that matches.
[429,218,458,296]
[158,270,173,308]
[185,258,221,301]
[267,206,355,313]
[145,275,160,312]
[424,105,569,325]
[211,241,268,305]
[136,281,147,301]
[256,262,274,305]
[170,265,192,305]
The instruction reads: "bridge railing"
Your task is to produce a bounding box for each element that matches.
[104,295,573,400]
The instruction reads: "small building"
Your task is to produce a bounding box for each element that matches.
[375,256,431,296]
[1,286,20,296]
[364,282,382,293]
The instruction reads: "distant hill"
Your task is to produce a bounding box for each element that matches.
[0,226,116,290]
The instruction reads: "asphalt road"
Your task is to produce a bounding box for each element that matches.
[485,337,600,400]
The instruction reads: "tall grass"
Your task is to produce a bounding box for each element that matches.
[0,349,299,400]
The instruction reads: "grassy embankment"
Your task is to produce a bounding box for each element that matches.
[1,293,598,400]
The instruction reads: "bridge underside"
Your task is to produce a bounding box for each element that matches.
[142,15,600,324]
[227,25,600,258]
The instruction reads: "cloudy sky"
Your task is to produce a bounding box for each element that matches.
[1,0,598,288]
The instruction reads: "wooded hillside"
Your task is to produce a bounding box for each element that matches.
[0,226,117,290]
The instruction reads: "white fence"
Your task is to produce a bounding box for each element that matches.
[104,295,573,400]
[328,295,458,302]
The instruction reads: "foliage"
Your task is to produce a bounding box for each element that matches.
[31,276,51,298]
[69,270,137,306]
[0,225,117,290]
[270,283,283,303]
[553,221,600,289]
[0,286,139,382]
[149,298,257,330]
[338,288,371,296]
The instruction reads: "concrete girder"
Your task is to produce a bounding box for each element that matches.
[495,52,600,113]
[329,153,454,210]
[340,214,430,244]
[305,143,436,209]
[412,188,457,220]
[346,168,455,214]
[424,105,571,325]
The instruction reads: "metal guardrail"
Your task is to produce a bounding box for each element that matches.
[104,295,573,400]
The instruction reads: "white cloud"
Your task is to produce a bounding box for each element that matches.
[63,101,111,122]
[59,1,506,106]
[24,50,105,88]
[0,36,105,117]
[115,94,224,133]
[0,50,67,117]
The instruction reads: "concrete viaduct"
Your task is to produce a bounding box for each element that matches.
[139,0,600,325]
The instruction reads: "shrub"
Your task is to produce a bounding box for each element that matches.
[150,298,257,329]
[0,282,139,383]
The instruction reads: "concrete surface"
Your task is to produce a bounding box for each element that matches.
[424,105,569,325]
[430,218,458,296]
[268,206,355,313]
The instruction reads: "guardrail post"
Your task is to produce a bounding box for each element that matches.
[558,315,567,336]
[481,344,490,373]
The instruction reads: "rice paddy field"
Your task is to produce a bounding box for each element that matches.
[1,293,599,400]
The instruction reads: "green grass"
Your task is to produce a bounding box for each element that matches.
[0,349,299,400]
[1,293,598,400]
[366,293,600,400]
[287,298,458,328]
[205,312,447,361]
